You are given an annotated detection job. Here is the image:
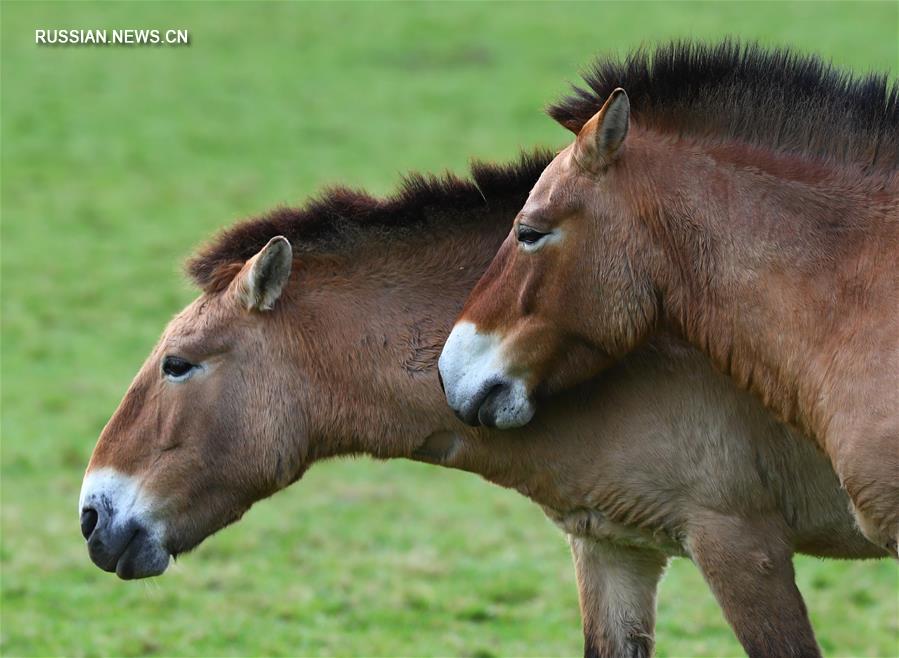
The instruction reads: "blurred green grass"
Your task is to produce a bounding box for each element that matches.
[2,2,897,656]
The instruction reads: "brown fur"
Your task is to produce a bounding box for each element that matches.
[84,152,887,655]
[454,44,899,552]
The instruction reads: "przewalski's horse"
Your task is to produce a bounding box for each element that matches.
[439,42,899,554]
[80,152,885,657]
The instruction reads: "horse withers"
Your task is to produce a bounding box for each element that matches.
[439,42,899,554]
[81,152,886,657]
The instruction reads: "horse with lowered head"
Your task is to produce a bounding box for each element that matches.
[80,148,886,656]
[439,41,899,554]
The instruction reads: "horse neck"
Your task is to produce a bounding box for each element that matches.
[634,135,897,443]
[297,211,513,463]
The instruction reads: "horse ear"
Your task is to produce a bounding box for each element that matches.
[574,88,629,171]
[237,236,293,311]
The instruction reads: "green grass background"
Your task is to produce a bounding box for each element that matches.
[2,1,898,656]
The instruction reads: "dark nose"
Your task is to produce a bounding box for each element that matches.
[81,507,99,540]
[454,381,506,427]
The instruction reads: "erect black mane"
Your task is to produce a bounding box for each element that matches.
[548,40,898,170]
[187,149,551,291]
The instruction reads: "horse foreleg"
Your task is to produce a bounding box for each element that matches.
[687,512,821,658]
[569,536,668,658]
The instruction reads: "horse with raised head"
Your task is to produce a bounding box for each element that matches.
[81,151,885,657]
[439,42,899,554]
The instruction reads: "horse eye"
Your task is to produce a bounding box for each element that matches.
[517,226,549,245]
[162,356,196,381]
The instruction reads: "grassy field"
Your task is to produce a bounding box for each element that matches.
[2,2,898,656]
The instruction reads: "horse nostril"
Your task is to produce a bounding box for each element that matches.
[437,370,445,394]
[81,507,99,540]
[477,382,506,426]
[482,382,504,404]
